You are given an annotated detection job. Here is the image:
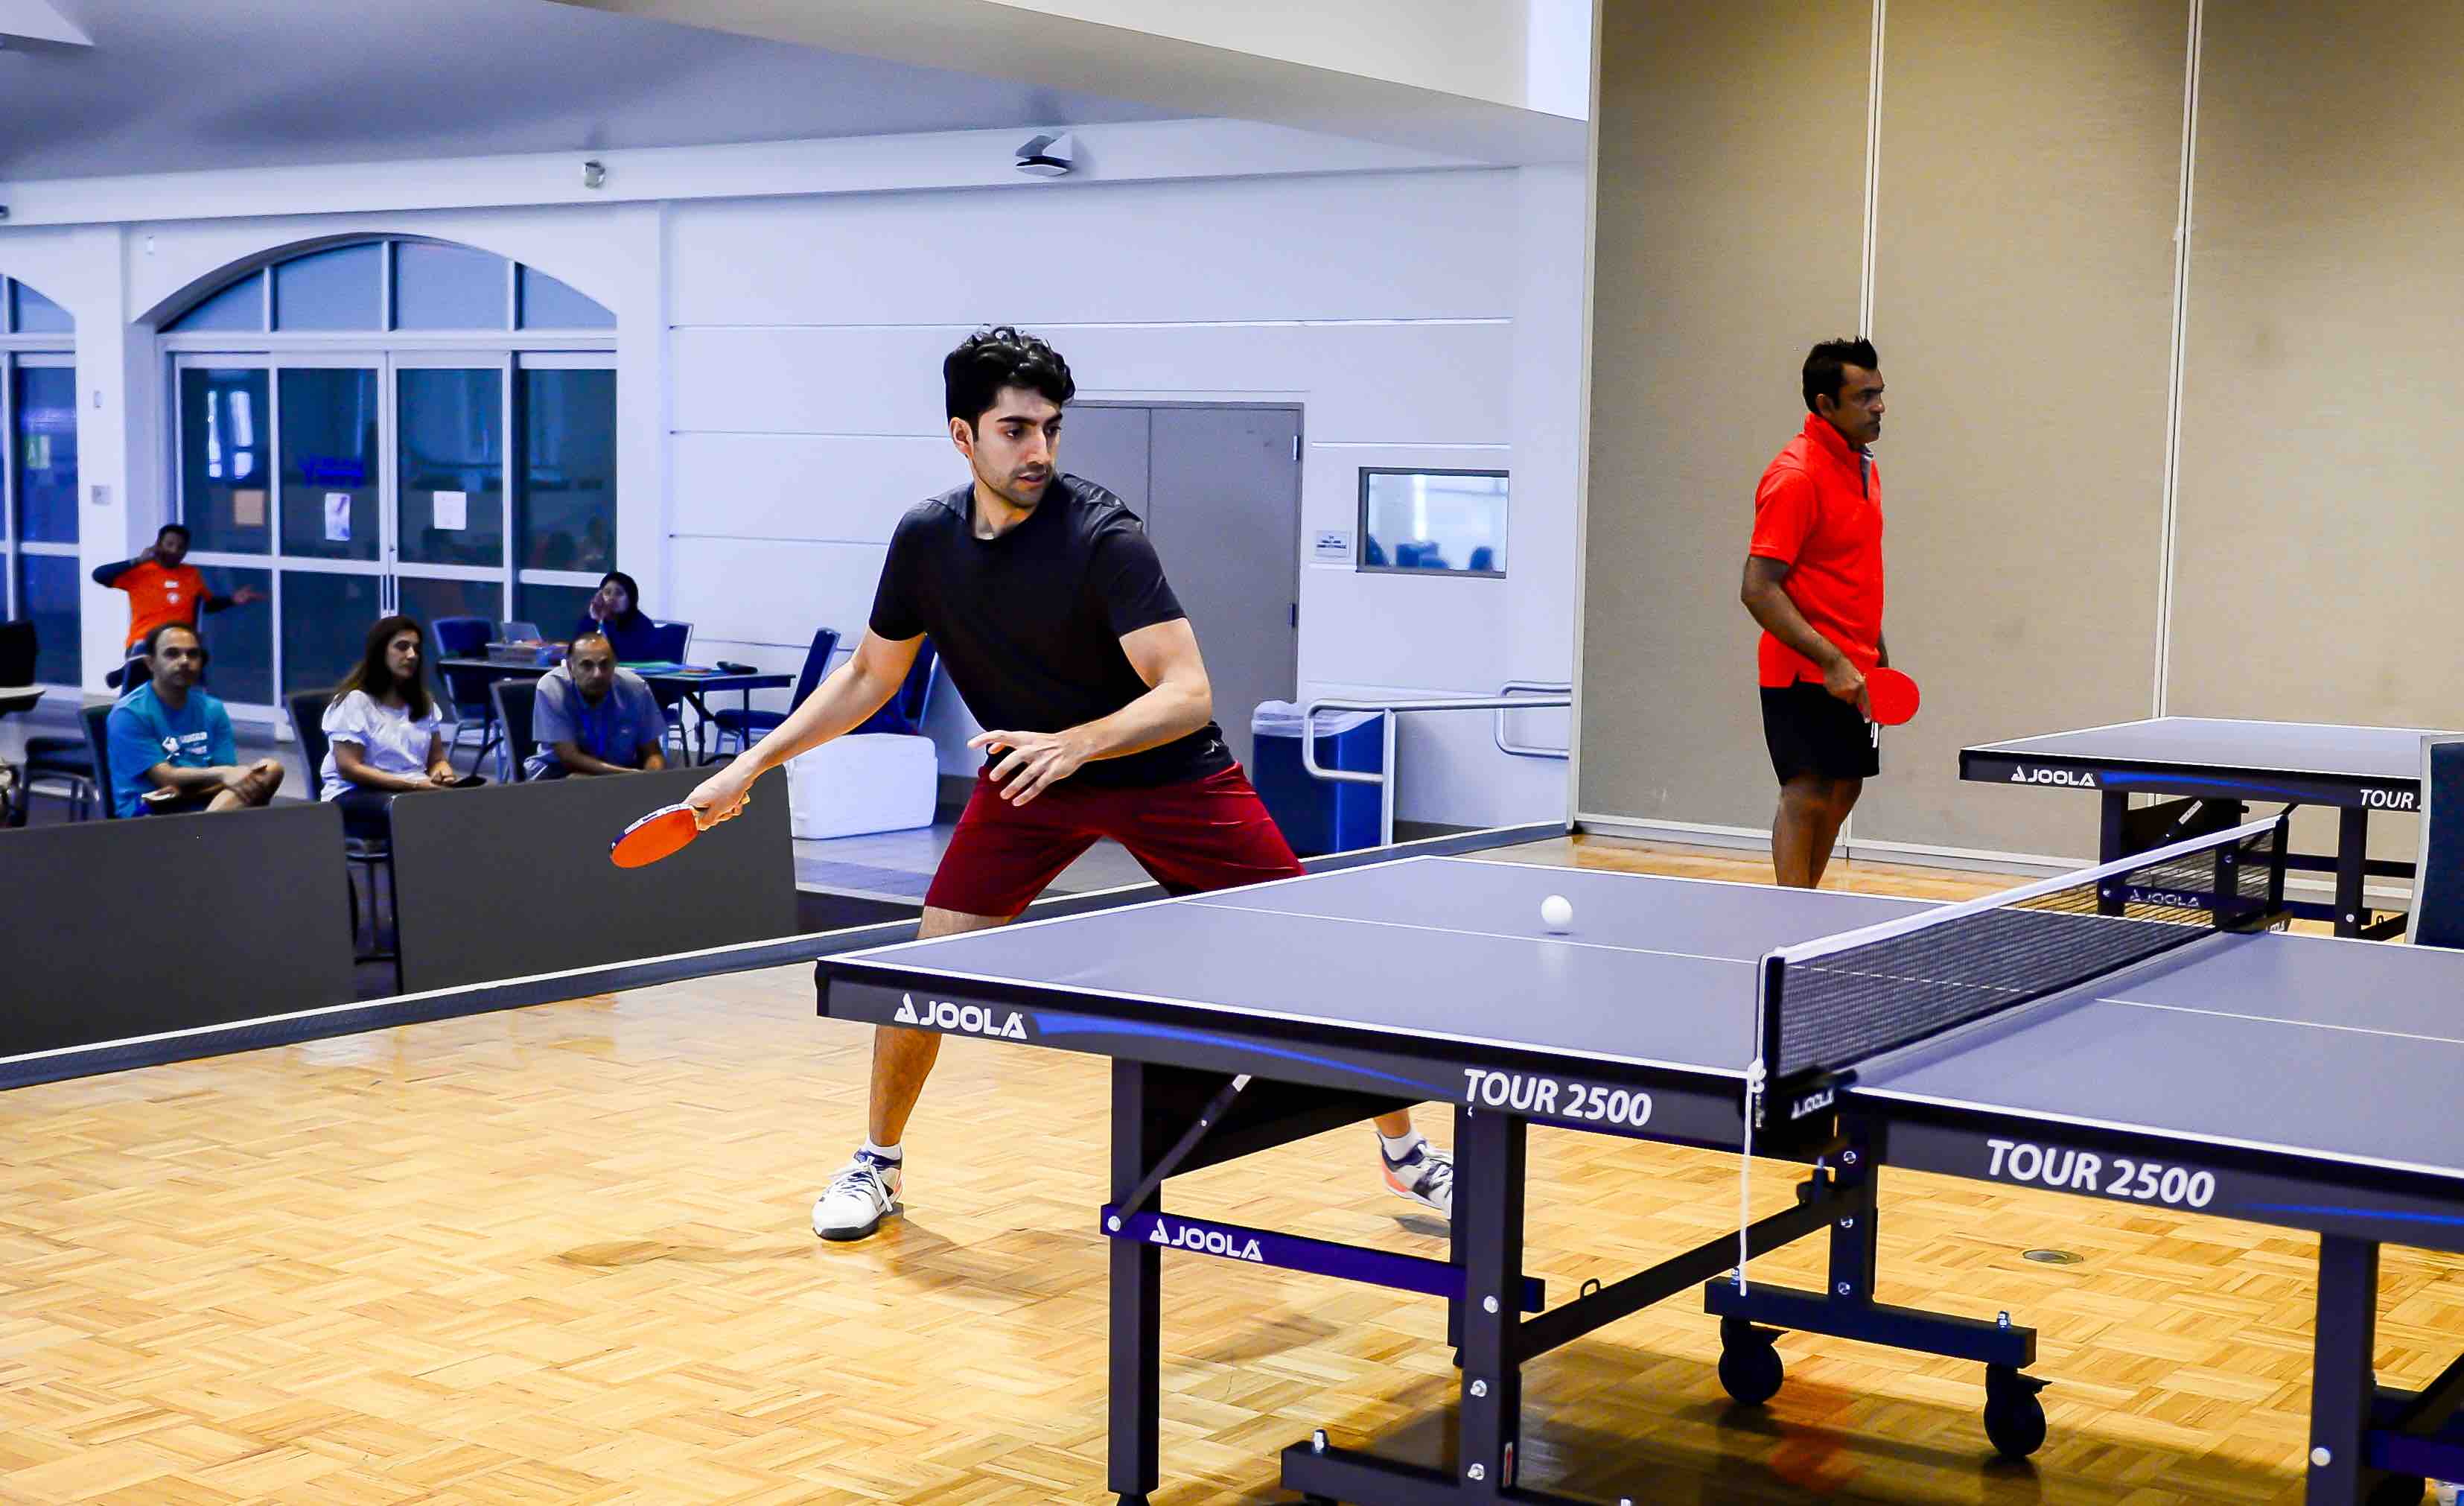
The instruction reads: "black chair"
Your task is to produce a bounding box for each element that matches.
[2413,735,2464,950]
[492,679,540,783]
[78,704,123,819]
[289,690,401,988]
[3,620,98,819]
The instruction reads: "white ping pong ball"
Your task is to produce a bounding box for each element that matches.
[1541,895,1573,932]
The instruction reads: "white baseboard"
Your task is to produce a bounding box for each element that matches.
[1578,811,2089,879]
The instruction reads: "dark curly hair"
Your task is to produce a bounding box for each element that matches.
[943,325,1076,429]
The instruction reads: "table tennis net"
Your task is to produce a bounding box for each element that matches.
[1760,816,2286,1088]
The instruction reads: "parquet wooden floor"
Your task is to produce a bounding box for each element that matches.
[0,836,2450,1504]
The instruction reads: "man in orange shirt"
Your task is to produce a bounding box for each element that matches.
[92,524,264,687]
[1739,337,1889,888]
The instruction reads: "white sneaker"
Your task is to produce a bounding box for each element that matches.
[812,1151,902,1242]
[1381,1140,1454,1218]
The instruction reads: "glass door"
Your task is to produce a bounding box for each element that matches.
[8,354,81,685]
[512,353,617,633]
[175,348,617,715]
[273,355,386,699]
[174,358,280,708]
[391,352,506,636]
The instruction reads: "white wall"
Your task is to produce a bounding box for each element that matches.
[0,224,129,684]
[0,127,1588,833]
[664,168,1576,827]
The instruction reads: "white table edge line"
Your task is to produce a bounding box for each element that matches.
[2098,994,2464,1048]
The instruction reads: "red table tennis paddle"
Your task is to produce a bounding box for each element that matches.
[1865,667,1920,726]
[610,801,707,868]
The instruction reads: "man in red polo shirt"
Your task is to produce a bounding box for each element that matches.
[1739,337,1889,888]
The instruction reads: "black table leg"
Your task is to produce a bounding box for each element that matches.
[2099,791,2129,916]
[1109,1060,1163,1505]
[2307,1234,2398,1504]
[2334,807,2370,938]
[1454,1108,1527,1495]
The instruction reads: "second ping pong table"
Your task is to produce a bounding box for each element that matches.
[815,822,2464,1505]
[1965,716,2461,938]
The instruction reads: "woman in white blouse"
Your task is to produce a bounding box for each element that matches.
[320,615,469,836]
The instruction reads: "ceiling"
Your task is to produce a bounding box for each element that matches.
[0,0,1179,182]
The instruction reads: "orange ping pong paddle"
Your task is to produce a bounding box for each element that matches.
[610,801,706,868]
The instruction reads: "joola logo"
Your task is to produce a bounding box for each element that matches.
[1148,1219,1265,1262]
[893,994,1027,1039]
[2127,888,2200,909]
[1788,1087,1836,1119]
[2009,766,2097,788]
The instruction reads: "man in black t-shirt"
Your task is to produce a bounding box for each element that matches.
[690,327,1454,1242]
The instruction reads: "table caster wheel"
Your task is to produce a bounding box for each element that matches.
[1983,1364,2048,1458]
[1716,1315,1784,1406]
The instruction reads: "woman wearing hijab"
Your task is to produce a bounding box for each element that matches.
[574,571,660,662]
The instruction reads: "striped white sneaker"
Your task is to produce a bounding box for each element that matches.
[1381,1140,1454,1218]
[812,1150,902,1242]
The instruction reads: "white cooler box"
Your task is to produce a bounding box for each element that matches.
[783,733,939,839]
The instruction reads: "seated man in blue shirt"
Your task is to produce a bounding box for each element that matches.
[526,633,669,779]
[106,623,284,816]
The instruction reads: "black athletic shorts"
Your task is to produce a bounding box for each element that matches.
[1760,681,1880,784]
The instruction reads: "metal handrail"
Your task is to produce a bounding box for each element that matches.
[1493,680,1573,760]
[1299,687,1574,847]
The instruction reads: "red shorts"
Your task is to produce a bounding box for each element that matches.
[926,764,1305,917]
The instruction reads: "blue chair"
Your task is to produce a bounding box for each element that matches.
[429,615,500,777]
[2411,735,2464,950]
[853,638,938,737]
[646,620,693,664]
[706,627,841,759]
[642,620,695,759]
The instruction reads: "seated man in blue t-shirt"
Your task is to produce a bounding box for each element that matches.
[106,623,284,817]
[526,633,669,780]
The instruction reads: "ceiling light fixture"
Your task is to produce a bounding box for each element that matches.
[1014,133,1075,178]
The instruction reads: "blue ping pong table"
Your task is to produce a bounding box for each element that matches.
[816,821,2464,1505]
[1965,716,2461,938]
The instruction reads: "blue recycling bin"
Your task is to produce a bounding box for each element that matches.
[1250,702,1384,856]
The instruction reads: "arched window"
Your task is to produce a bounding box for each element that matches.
[1,276,77,684]
[159,239,616,707]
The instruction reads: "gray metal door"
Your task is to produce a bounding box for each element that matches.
[1057,404,1150,511]
[1146,407,1301,772]
[1059,402,1301,773]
